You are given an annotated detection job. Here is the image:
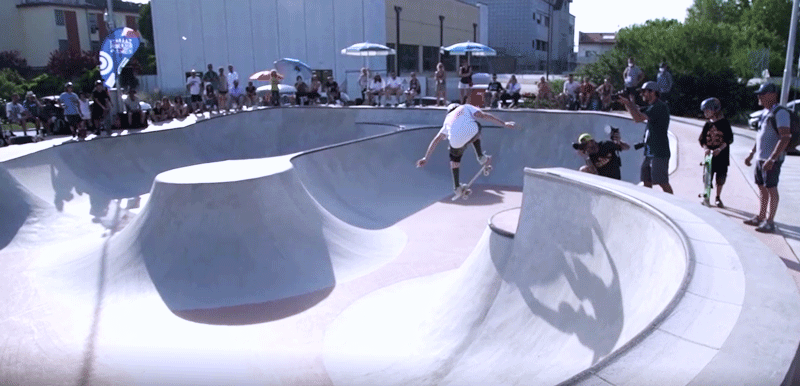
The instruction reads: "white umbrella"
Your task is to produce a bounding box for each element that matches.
[440,41,497,56]
[341,42,396,56]
[274,58,313,81]
[256,84,297,94]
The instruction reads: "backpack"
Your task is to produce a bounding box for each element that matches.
[767,106,800,150]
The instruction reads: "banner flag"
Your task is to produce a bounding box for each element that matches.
[99,27,141,89]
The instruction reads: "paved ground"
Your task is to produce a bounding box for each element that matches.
[0,107,798,385]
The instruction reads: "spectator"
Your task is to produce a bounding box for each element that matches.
[59,82,81,137]
[435,62,447,106]
[156,96,173,121]
[22,91,44,136]
[186,71,203,113]
[173,95,189,119]
[698,97,733,208]
[622,56,644,103]
[229,80,243,110]
[657,62,673,103]
[405,72,421,106]
[270,70,284,106]
[245,81,257,107]
[578,77,596,110]
[295,76,309,105]
[309,74,322,105]
[217,67,228,112]
[358,67,370,105]
[619,81,673,194]
[562,74,580,110]
[366,74,384,106]
[91,80,111,135]
[124,88,146,128]
[5,93,25,136]
[485,74,504,108]
[458,59,472,104]
[501,75,522,108]
[595,77,615,111]
[384,72,402,106]
[204,84,218,112]
[324,75,341,105]
[227,65,239,92]
[575,131,630,180]
[78,91,92,135]
[40,99,58,135]
[537,76,553,102]
[203,63,218,91]
[744,83,793,233]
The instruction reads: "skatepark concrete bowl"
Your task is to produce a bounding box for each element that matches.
[0,107,798,385]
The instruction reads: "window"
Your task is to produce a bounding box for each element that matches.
[398,44,419,73]
[422,46,439,72]
[545,16,550,27]
[90,40,101,52]
[88,13,98,32]
[55,9,65,26]
[58,39,69,52]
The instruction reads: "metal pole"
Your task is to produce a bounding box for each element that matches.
[781,0,800,105]
[439,15,444,62]
[394,6,401,75]
[546,2,552,79]
[105,0,123,122]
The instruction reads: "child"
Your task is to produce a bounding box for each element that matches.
[698,97,734,208]
[78,92,92,139]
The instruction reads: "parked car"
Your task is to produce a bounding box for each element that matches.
[749,99,800,130]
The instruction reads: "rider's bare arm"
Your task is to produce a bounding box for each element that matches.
[417,133,446,167]
[474,110,515,129]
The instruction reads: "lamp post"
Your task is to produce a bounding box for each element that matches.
[439,15,444,62]
[394,6,402,74]
[781,0,800,105]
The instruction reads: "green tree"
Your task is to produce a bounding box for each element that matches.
[135,2,156,75]
[0,68,28,99]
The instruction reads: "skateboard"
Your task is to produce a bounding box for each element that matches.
[698,153,712,206]
[452,156,493,201]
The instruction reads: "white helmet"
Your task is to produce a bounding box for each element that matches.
[446,103,460,113]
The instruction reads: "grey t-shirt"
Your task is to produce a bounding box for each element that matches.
[756,106,790,162]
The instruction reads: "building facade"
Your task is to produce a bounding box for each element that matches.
[461,0,576,74]
[576,32,616,68]
[150,0,480,96]
[0,0,141,69]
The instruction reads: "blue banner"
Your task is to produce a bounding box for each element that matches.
[99,27,141,89]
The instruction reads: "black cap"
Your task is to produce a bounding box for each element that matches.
[755,83,778,95]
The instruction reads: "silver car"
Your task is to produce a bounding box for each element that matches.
[749,99,800,129]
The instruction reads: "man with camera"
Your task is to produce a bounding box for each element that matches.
[618,81,673,194]
[574,129,630,180]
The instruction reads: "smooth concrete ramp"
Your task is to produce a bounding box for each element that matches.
[0,107,798,385]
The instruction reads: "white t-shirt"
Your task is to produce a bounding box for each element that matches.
[186,76,202,95]
[369,80,384,91]
[563,81,580,97]
[438,104,481,149]
[79,99,91,120]
[386,77,402,89]
[227,71,239,90]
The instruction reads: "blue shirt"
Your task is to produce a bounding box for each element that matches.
[59,91,80,116]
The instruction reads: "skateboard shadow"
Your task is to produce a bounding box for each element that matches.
[438,185,520,206]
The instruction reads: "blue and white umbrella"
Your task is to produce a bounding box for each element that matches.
[440,41,497,56]
[274,58,312,82]
[340,42,396,56]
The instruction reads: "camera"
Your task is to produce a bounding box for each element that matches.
[634,142,646,150]
[609,127,619,139]
[572,142,585,150]
[610,89,630,101]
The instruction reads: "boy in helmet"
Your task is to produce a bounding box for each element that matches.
[416,103,516,199]
[698,97,733,208]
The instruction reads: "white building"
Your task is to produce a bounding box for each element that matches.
[576,32,616,68]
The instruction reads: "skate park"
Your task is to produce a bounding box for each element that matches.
[1,106,799,385]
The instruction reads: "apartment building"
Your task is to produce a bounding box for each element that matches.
[0,0,141,69]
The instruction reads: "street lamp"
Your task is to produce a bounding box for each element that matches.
[394,6,402,74]
[439,15,445,62]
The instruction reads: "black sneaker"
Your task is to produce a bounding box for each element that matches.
[715,197,724,208]
[743,216,762,226]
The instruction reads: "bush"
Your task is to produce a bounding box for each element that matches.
[0,68,28,99]
[46,49,99,80]
[28,73,68,98]
[670,69,752,120]
[0,51,30,78]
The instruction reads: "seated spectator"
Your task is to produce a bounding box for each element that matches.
[578,77,596,110]
[154,97,173,121]
[22,91,44,136]
[485,74,504,108]
[596,77,615,111]
[405,72,421,106]
[295,76,310,105]
[367,74,384,106]
[309,74,322,104]
[245,81,257,107]
[124,89,147,128]
[229,80,244,110]
[501,75,521,107]
[173,96,189,119]
[324,76,341,105]
[40,98,59,135]
[537,76,553,101]
[384,72,402,106]
[204,84,218,112]
[5,93,25,136]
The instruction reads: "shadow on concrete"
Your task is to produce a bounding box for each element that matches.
[0,166,31,249]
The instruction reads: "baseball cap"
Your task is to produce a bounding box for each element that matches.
[641,81,658,92]
[64,81,73,88]
[95,79,103,85]
[755,83,778,95]
[578,133,593,143]
[26,91,34,98]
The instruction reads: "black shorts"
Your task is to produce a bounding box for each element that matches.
[711,159,729,186]
[218,90,228,95]
[448,128,482,163]
[755,159,783,188]
[191,94,202,103]
[65,114,81,127]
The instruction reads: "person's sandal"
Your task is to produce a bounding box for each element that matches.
[743,216,761,226]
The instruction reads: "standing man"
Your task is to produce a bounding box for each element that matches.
[416,103,516,199]
[227,65,239,92]
[657,62,673,104]
[91,80,111,135]
[203,64,218,91]
[623,57,644,103]
[619,81,673,194]
[59,82,81,138]
[562,74,580,110]
[186,71,203,112]
[744,83,793,233]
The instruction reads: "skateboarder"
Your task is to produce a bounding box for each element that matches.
[416,103,516,198]
[698,97,733,208]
